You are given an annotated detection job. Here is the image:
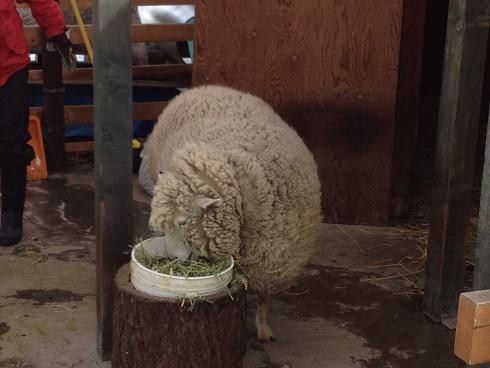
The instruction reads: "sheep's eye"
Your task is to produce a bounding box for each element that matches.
[174,211,188,228]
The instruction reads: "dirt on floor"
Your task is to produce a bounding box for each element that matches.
[0,163,465,368]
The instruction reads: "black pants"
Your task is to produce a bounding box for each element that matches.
[0,67,35,168]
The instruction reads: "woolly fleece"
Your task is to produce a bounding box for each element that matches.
[147,85,322,295]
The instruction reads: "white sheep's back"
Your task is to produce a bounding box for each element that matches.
[148,85,316,181]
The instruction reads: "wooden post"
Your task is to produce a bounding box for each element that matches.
[424,0,490,322]
[474,109,490,291]
[93,0,133,360]
[112,265,247,368]
[467,110,489,368]
[41,37,65,171]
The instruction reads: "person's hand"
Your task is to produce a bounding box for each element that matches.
[46,30,77,70]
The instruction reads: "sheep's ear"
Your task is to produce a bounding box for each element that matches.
[194,197,222,209]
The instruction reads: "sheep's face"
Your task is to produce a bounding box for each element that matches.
[149,171,236,260]
[149,144,243,260]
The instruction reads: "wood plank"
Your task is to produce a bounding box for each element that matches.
[193,0,404,224]
[474,108,490,291]
[66,138,147,153]
[30,101,168,124]
[29,68,93,82]
[28,64,193,83]
[455,290,490,365]
[423,0,490,322]
[416,0,451,163]
[18,0,195,9]
[390,0,427,219]
[93,0,133,359]
[133,63,192,79]
[24,23,194,48]
[65,141,94,152]
[29,79,191,88]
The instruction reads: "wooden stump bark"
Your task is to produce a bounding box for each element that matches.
[112,264,247,368]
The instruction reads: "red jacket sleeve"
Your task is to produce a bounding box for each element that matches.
[18,0,66,38]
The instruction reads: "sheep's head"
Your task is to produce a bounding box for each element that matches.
[149,143,243,261]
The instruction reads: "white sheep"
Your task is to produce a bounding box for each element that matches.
[147,85,322,341]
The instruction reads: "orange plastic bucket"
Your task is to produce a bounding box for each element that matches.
[26,116,48,181]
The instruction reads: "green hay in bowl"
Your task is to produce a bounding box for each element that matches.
[135,245,231,277]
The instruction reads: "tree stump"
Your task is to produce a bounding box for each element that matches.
[112,264,247,368]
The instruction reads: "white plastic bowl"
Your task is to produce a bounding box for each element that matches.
[130,237,234,298]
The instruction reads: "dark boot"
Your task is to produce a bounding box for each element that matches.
[0,164,27,246]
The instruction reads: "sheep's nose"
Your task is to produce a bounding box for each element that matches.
[173,246,192,261]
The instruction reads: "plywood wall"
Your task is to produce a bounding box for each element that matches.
[193,0,417,225]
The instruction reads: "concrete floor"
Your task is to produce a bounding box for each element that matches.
[0,164,465,368]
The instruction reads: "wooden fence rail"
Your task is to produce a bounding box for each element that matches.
[23,1,195,160]
[17,0,195,8]
[30,101,168,124]
[24,23,194,47]
[28,64,192,84]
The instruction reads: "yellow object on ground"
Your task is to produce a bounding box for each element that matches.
[132,139,142,149]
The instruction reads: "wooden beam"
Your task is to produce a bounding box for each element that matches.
[57,105,95,124]
[30,101,168,124]
[24,24,194,48]
[474,108,490,291]
[424,0,490,323]
[29,68,94,82]
[18,0,196,8]
[41,37,65,171]
[93,0,133,359]
[390,0,427,219]
[65,141,95,152]
[28,64,193,83]
[132,63,192,80]
[29,79,191,89]
[66,138,147,153]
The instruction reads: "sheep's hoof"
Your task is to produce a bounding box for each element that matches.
[257,325,275,342]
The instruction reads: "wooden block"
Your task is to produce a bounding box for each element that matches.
[455,290,490,364]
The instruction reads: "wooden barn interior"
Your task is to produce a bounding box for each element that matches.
[0,0,488,367]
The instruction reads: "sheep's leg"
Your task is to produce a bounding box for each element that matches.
[256,297,274,342]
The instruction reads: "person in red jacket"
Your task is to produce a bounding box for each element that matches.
[1,0,73,246]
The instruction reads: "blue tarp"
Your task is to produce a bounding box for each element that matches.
[28,84,181,139]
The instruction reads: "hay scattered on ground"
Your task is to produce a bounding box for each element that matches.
[357,167,481,295]
[358,225,427,295]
